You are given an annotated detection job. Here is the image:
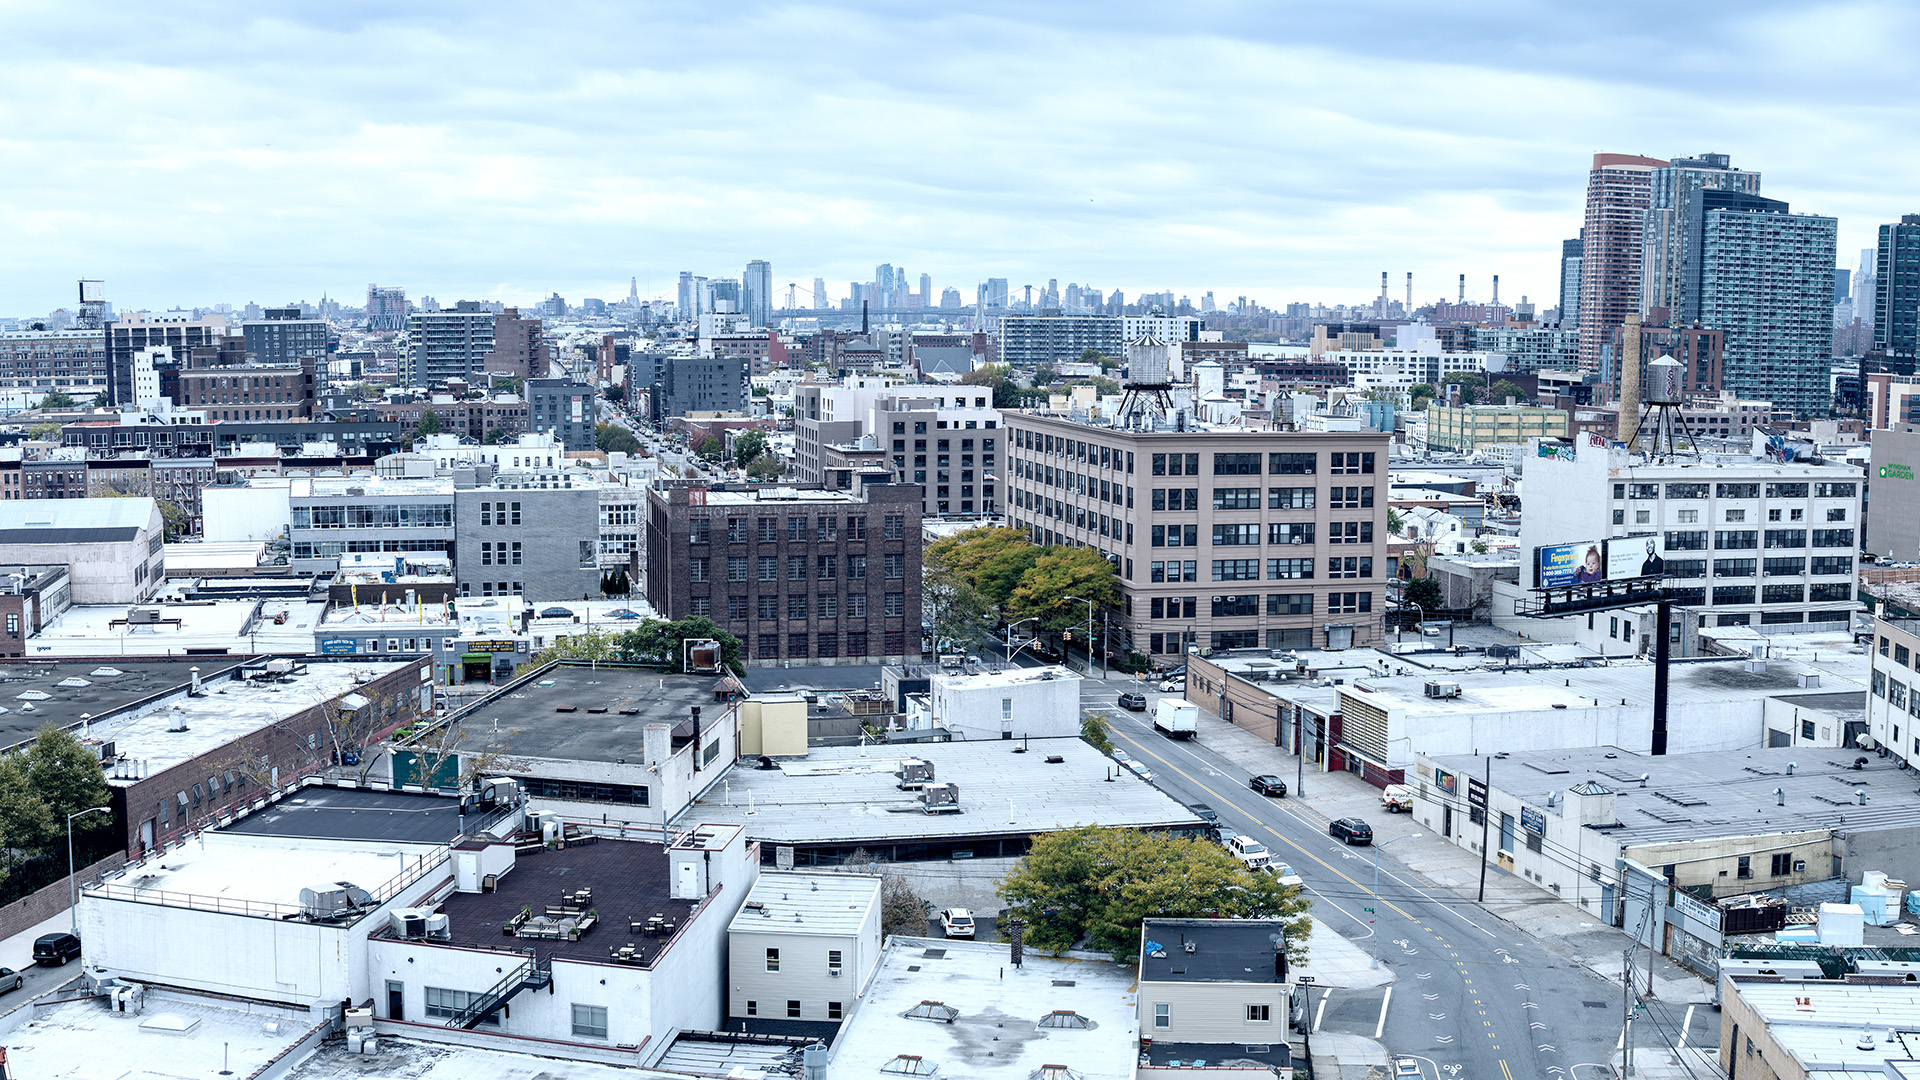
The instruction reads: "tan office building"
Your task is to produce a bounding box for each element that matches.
[1002,411,1389,658]
[1424,403,1569,451]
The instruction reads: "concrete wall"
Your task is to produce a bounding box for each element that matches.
[929,671,1081,741]
[1866,426,1920,560]
[740,697,807,757]
[203,484,291,544]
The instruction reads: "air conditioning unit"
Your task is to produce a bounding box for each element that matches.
[1794,860,1807,873]
[390,909,427,939]
[1424,681,1461,699]
[425,912,451,940]
[919,782,961,814]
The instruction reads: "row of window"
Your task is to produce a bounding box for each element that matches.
[688,593,895,620]
[1620,481,1856,500]
[688,515,899,544]
[1619,506,1845,525]
[1151,1002,1273,1028]
[293,504,456,530]
[1149,557,1356,582]
[1147,486,1371,511]
[688,554,900,582]
[1152,522,1373,547]
[1662,529,1853,551]
[1154,451,1374,477]
[742,999,844,1020]
[1012,429,1133,473]
[751,631,906,658]
[1665,556,1854,578]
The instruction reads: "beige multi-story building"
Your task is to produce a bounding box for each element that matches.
[1424,403,1569,451]
[1002,411,1389,658]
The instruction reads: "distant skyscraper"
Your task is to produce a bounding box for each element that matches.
[875,264,895,307]
[1874,215,1920,363]
[813,278,828,309]
[743,259,772,326]
[1835,268,1851,303]
[940,287,962,309]
[1855,248,1878,333]
[1698,194,1838,416]
[1641,152,1762,322]
[1558,236,1584,327]
[985,278,1009,309]
[1576,153,1667,374]
[365,284,408,331]
[919,273,932,306]
[677,272,694,319]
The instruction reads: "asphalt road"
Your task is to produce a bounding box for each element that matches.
[1077,679,1701,1080]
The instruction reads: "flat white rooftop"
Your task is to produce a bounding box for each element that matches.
[101,658,411,778]
[31,599,332,657]
[8,993,320,1080]
[88,833,428,916]
[933,664,1082,691]
[829,937,1137,1080]
[729,869,881,937]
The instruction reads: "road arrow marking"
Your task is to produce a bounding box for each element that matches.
[1514,983,1531,991]
[1434,1035,1455,1044]
[1530,1021,1546,1030]
[1521,1001,1540,1009]
[1416,972,1433,980]
[1423,993,1440,1001]
[1429,1012,1447,1020]
[1538,1044,1558,1053]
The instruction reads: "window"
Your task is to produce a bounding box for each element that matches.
[1269,486,1314,509]
[1629,484,1660,500]
[1763,557,1805,576]
[1329,452,1373,474]
[788,517,806,542]
[571,1004,608,1039]
[1269,558,1314,579]
[1269,522,1315,545]
[1724,509,1747,522]
[787,594,808,619]
[1246,1004,1271,1023]
[1214,452,1261,475]
[1327,521,1372,544]
[766,948,780,971]
[1712,585,1755,605]
[885,593,905,616]
[1269,452,1315,475]
[1268,593,1313,615]
[1666,483,1709,499]
[1154,1003,1170,1029]
[1764,529,1806,549]
[1811,556,1851,575]
[828,1001,843,1020]
[1715,530,1757,550]
[1737,856,1752,880]
[689,558,709,582]
[1328,486,1373,508]
[848,555,867,579]
[1326,592,1371,614]
[1214,487,1260,510]
[1328,557,1373,579]
[1767,482,1809,498]
[690,518,709,543]
[1714,483,1758,499]
[1815,482,1856,498]
[424,987,499,1025]
[1812,529,1854,548]
[788,556,807,580]
[728,595,748,620]
[1213,524,1259,546]
[788,1000,802,1018]
[1770,852,1793,877]
[1212,559,1260,581]
[1212,595,1259,617]
[884,515,906,540]
[1714,559,1755,578]
[1665,530,1708,550]
[1667,559,1706,579]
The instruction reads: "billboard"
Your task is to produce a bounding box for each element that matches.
[1536,536,1666,588]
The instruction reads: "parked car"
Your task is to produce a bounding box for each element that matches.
[1395,1058,1424,1080]
[1268,862,1305,888]
[1125,760,1156,782]
[940,908,976,939]
[1208,824,1234,844]
[1111,749,1132,764]
[1117,692,1148,711]
[1158,678,1183,693]
[0,967,20,993]
[33,932,81,966]
[1161,665,1187,680]
[1224,834,1271,870]
[1381,784,1416,813]
[1329,818,1375,845]
[1186,802,1219,825]
[1249,774,1289,797]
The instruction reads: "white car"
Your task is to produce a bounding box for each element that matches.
[1111,749,1132,764]
[1268,862,1305,888]
[1224,834,1270,870]
[1126,760,1156,782]
[1158,679,1182,692]
[940,908,975,939]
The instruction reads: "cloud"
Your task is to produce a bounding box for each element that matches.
[0,0,1914,313]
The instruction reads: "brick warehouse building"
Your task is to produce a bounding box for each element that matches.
[1001,411,1390,659]
[646,479,924,667]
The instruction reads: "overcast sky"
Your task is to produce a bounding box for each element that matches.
[3,1,1915,317]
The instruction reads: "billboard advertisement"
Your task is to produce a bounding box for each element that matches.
[1536,536,1666,588]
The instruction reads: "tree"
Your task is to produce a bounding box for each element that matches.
[1078,348,1104,363]
[616,616,745,672]
[997,825,1312,963]
[959,364,1024,409]
[923,562,996,654]
[494,376,524,396]
[594,422,640,455]
[25,423,60,441]
[1404,576,1444,613]
[1080,711,1113,755]
[732,429,769,469]
[1030,363,1058,387]
[484,427,507,445]
[1407,383,1436,410]
[695,435,725,462]
[531,627,624,666]
[1006,546,1121,639]
[0,753,57,861]
[35,392,75,410]
[840,850,934,938]
[414,410,443,437]
[157,499,192,541]
[925,527,1040,607]
[602,384,625,402]
[744,454,784,480]
[22,726,111,836]
[1490,380,1527,405]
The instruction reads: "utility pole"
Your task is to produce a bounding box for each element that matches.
[1294,707,1305,798]
[1622,946,1635,1077]
[1476,756,1492,903]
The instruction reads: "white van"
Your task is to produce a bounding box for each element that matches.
[1225,834,1271,870]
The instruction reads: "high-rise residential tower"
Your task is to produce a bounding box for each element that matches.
[812,278,828,309]
[1576,153,1667,374]
[1697,194,1838,416]
[365,284,408,331]
[1874,215,1920,364]
[919,273,932,307]
[1558,236,1584,327]
[743,259,772,327]
[1641,152,1763,323]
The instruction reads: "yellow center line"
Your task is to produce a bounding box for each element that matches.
[1499,1059,1515,1080]
[1109,726,1420,921]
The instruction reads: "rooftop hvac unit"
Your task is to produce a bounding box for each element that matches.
[425,912,451,940]
[389,908,428,939]
[919,782,961,814]
[126,607,163,624]
[1424,681,1461,699]
[300,881,374,920]
[95,740,116,761]
[895,758,936,789]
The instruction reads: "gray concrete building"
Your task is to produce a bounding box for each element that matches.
[242,308,329,368]
[453,468,601,600]
[399,303,496,386]
[661,351,748,417]
[873,389,1001,517]
[1002,411,1390,658]
[527,378,596,451]
[997,313,1124,367]
[1867,425,1920,560]
[645,479,924,667]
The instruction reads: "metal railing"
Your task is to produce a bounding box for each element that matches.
[448,952,549,1029]
[92,847,448,923]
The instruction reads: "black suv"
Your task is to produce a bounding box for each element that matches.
[1328,818,1374,845]
[1117,692,1148,711]
[33,932,81,966]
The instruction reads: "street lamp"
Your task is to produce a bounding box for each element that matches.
[68,806,110,935]
[1005,617,1042,665]
[1065,595,1096,678]
[1369,833,1423,969]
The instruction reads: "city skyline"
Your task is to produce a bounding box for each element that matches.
[2,2,1915,314]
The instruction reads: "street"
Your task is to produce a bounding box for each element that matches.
[1077,676,1708,1080]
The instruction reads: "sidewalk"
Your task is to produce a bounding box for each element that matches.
[1295,914,1392,991]
[0,909,67,975]
[1119,671,1715,1005]
[1309,1031,1392,1080]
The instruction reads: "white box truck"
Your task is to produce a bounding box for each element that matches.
[1154,699,1198,739]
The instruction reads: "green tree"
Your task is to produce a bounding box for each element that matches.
[1006,546,1121,639]
[35,392,75,409]
[1030,363,1058,387]
[923,563,996,654]
[745,454,784,480]
[1490,380,1527,405]
[23,725,111,835]
[0,753,57,859]
[594,422,640,455]
[959,364,1025,409]
[616,616,744,672]
[484,427,507,445]
[531,627,624,666]
[998,825,1312,963]
[157,499,192,541]
[1080,711,1113,755]
[414,410,443,437]
[494,376,524,396]
[1404,576,1445,613]
[26,423,60,441]
[1407,383,1436,410]
[925,527,1041,607]
[1078,348,1104,363]
[602,384,625,402]
[695,435,725,461]
[732,429,769,469]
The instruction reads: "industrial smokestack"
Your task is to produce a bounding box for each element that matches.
[1492,275,1500,306]
[1619,312,1643,446]
[1406,273,1412,311]
[1380,271,1388,300]
[1458,274,1465,304]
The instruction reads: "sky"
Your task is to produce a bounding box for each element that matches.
[3,0,1916,317]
